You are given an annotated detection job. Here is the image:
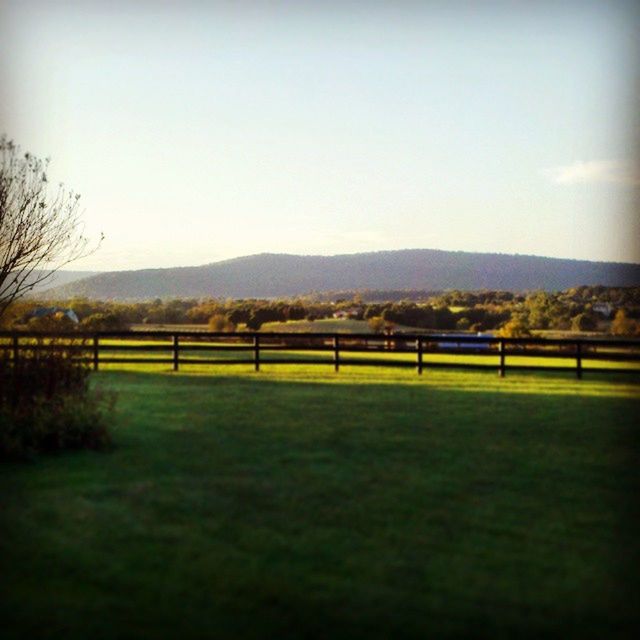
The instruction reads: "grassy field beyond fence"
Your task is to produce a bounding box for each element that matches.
[2,330,640,377]
[1,364,639,638]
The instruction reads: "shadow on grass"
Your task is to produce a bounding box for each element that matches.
[1,369,639,639]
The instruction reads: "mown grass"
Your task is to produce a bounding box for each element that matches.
[260,318,432,333]
[4,335,639,373]
[1,365,639,639]
[53,334,635,373]
[95,340,640,372]
[261,318,374,332]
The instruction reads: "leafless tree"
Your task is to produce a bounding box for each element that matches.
[0,135,102,318]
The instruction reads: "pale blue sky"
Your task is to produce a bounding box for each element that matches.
[1,0,639,270]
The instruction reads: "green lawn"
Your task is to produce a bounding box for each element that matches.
[88,336,640,373]
[1,366,639,639]
[260,318,430,333]
[261,318,374,332]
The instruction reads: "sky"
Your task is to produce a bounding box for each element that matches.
[1,0,639,270]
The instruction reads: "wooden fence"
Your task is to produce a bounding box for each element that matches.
[1,330,640,379]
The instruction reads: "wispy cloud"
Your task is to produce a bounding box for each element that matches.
[545,160,640,186]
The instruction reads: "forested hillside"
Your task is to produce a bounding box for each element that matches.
[42,249,640,300]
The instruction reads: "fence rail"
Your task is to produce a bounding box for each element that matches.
[1,330,640,379]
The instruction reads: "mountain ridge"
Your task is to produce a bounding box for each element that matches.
[40,249,640,300]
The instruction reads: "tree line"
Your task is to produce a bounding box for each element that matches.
[2,285,638,335]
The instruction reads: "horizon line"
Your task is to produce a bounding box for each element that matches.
[55,246,640,274]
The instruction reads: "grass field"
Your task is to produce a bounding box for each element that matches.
[91,337,640,374]
[6,334,639,373]
[1,365,640,638]
[261,318,374,333]
[132,319,408,333]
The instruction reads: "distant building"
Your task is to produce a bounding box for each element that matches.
[29,307,80,324]
[332,308,360,319]
[592,302,613,317]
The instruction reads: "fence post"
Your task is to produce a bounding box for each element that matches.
[499,339,505,377]
[173,334,179,371]
[333,336,340,372]
[93,334,99,371]
[576,341,582,379]
[254,335,260,372]
[416,337,423,374]
[12,334,19,364]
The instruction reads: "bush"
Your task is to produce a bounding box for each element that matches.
[611,310,639,336]
[367,316,386,334]
[498,317,531,338]
[0,338,115,460]
[27,313,77,332]
[208,314,236,332]
[571,312,597,332]
[81,312,127,332]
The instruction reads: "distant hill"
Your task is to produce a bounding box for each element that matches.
[41,249,640,300]
[19,270,99,295]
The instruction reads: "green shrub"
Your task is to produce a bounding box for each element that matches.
[0,338,115,460]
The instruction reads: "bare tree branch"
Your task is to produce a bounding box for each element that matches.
[0,135,102,318]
